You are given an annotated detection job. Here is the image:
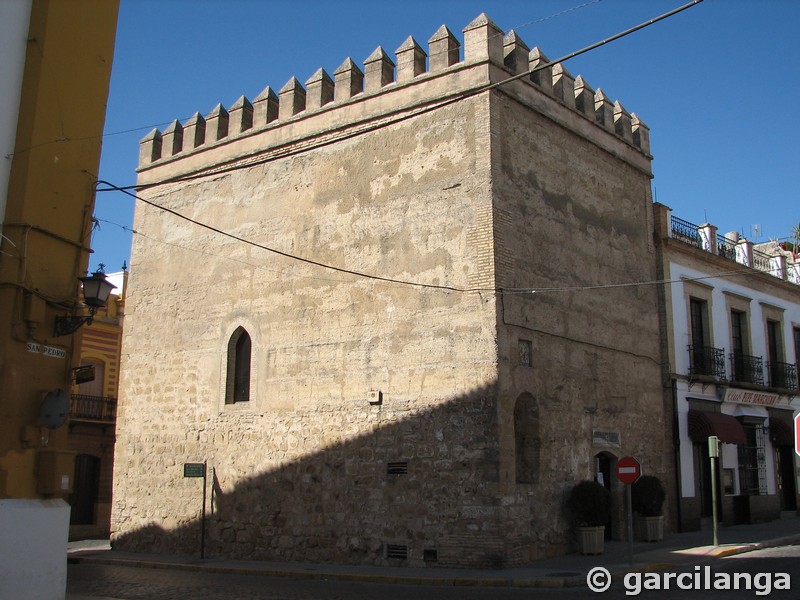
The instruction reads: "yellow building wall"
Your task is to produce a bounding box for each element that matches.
[0,0,119,499]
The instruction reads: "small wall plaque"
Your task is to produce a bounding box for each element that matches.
[592,430,621,448]
[183,462,206,478]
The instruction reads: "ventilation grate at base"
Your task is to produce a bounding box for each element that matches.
[385,544,408,560]
[386,461,408,475]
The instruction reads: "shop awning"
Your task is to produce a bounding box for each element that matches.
[768,417,794,447]
[687,409,747,445]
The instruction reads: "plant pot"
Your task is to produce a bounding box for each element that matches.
[576,525,605,555]
[637,515,664,542]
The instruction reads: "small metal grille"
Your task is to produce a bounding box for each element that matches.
[386,461,408,475]
[385,544,408,559]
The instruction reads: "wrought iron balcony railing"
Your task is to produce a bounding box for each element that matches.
[717,233,737,261]
[70,394,117,423]
[670,216,703,247]
[668,214,798,286]
[767,362,799,392]
[688,344,727,379]
[729,353,764,386]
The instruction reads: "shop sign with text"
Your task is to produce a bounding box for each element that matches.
[720,388,779,407]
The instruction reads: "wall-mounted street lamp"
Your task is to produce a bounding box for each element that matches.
[53,265,117,337]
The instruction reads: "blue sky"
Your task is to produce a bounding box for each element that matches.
[92,0,799,274]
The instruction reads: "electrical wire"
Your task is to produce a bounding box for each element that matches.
[95,180,489,294]
[95,180,788,297]
[95,216,372,286]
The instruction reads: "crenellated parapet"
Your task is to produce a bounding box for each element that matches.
[139,12,652,169]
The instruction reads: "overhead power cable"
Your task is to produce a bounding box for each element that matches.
[96,179,783,295]
[95,180,490,293]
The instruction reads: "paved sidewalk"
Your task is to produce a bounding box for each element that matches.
[68,513,800,590]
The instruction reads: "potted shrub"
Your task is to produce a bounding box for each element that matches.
[567,480,611,555]
[632,475,666,541]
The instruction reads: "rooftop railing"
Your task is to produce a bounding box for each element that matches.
[670,216,702,248]
[669,214,797,285]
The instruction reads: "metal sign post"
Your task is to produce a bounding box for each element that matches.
[708,436,719,547]
[183,461,207,559]
[625,483,634,565]
[615,456,641,565]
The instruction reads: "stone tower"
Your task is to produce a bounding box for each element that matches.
[113,13,666,567]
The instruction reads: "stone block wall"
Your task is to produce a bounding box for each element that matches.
[115,85,511,565]
[488,83,667,545]
[114,12,667,567]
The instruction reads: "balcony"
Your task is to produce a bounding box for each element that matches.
[668,214,799,285]
[688,344,727,379]
[70,394,117,424]
[729,353,764,386]
[767,362,799,393]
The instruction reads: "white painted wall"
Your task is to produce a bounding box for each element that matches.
[0,0,33,226]
[668,262,800,366]
[668,258,800,499]
[0,499,71,600]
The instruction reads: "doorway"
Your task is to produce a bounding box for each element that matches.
[693,443,722,518]
[775,446,798,512]
[70,454,100,525]
[594,452,614,539]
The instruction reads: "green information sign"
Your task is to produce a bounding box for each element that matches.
[183,462,205,478]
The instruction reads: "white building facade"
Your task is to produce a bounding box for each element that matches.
[655,203,799,530]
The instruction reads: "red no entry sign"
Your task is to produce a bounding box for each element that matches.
[615,456,641,485]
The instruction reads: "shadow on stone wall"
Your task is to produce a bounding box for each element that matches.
[111,381,570,568]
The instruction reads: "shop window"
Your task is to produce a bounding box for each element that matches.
[737,419,767,495]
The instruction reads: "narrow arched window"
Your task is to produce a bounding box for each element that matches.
[226,327,251,404]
